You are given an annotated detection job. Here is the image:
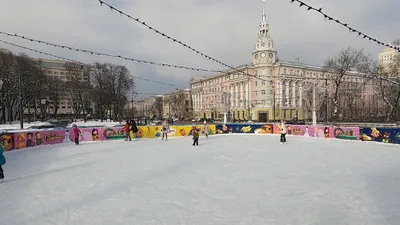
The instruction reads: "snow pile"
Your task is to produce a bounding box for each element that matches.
[66,120,123,128]
[0,121,53,132]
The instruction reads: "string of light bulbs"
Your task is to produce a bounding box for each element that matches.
[92,0,268,81]
[289,0,400,52]
[0,39,80,63]
[0,31,223,73]
[0,38,186,88]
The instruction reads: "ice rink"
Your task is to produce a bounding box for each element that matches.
[1,134,400,225]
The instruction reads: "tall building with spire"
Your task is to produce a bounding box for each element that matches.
[190,0,366,122]
[252,0,276,66]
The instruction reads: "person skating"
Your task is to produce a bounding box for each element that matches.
[0,143,6,181]
[73,124,82,145]
[280,120,287,144]
[161,120,169,140]
[130,119,139,141]
[191,125,200,146]
[124,120,131,141]
[203,121,209,138]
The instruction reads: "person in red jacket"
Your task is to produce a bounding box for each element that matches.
[73,124,82,145]
[124,120,131,141]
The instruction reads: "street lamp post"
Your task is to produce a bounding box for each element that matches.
[19,72,23,129]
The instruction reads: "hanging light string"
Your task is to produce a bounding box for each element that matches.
[0,39,186,88]
[92,0,268,81]
[0,31,223,73]
[0,39,80,63]
[289,0,400,52]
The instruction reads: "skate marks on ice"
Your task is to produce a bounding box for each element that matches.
[362,164,400,225]
[0,162,97,184]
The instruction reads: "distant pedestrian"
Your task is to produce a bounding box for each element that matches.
[73,124,82,145]
[161,120,169,140]
[191,125,200,146]
[280,120,287,144]
[203,121,209,138]
[130,120,139,141]
[0,143,6,181]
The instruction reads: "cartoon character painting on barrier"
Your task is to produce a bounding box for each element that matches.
[0,133,14,151]
[12,130,65,150]
[216,124,270,134]
[254,124,273,134]
[272,125,359,140]
[360,127,400,144]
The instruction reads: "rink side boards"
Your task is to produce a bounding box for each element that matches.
[0,125,217,151]
[2,124,400,151]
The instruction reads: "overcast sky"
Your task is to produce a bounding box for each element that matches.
[0,0,399,99]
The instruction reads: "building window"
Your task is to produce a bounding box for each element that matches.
[255,81,258,86]
[262,100,265,105]
[262,81,265,85]
[262,90,265,95]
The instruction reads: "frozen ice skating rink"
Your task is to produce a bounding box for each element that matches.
[1,135,400,225]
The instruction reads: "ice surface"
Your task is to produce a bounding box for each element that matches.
[1,135,400,225]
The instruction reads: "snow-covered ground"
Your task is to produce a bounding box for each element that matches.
[66,120,123,128]
[1,135,400,225]
[0,121,53,131]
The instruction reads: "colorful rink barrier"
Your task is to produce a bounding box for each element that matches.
[216,123,361,140]
[1,124,400,151]
[0,124,217,151]
[360,127,400,144]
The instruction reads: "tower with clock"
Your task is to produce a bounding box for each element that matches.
[252,0,277,66]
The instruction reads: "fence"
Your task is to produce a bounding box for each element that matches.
[215,124,400,144]
[0,125,217,151]
[1,124,399,151]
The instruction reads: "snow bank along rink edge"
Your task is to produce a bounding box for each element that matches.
[1,134,400,224]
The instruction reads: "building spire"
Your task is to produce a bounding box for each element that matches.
[262,0,266,24]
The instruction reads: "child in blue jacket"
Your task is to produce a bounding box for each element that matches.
[0,145,5,181]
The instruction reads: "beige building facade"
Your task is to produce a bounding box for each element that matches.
[190,1,370,122]
[132,95,163,119]
[26,59,88,117]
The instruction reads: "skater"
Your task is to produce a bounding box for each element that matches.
[130,119,138,141]
[73,124,82,145]
[161,120,169,140]
[0,143,6,181]
[191,125,200,146]
[280,120,287,144]
[124,120,131,141]
[203,121,209,138]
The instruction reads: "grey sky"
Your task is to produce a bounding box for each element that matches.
[0,0,399,99]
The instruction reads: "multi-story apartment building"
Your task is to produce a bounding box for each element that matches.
[190,1,371,122]
[162,89,192,120]
[132,95,163,119]
[25,59,88,118]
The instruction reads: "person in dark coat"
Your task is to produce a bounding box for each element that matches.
[191,125,200,146]
[0,144,6,181]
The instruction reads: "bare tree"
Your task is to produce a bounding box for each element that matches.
[392,39,400,46]
[168,91,186,119]
[90,63,135,122]
[362,48,400,122]
[65,63,89,121]
[324,47,367,121]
